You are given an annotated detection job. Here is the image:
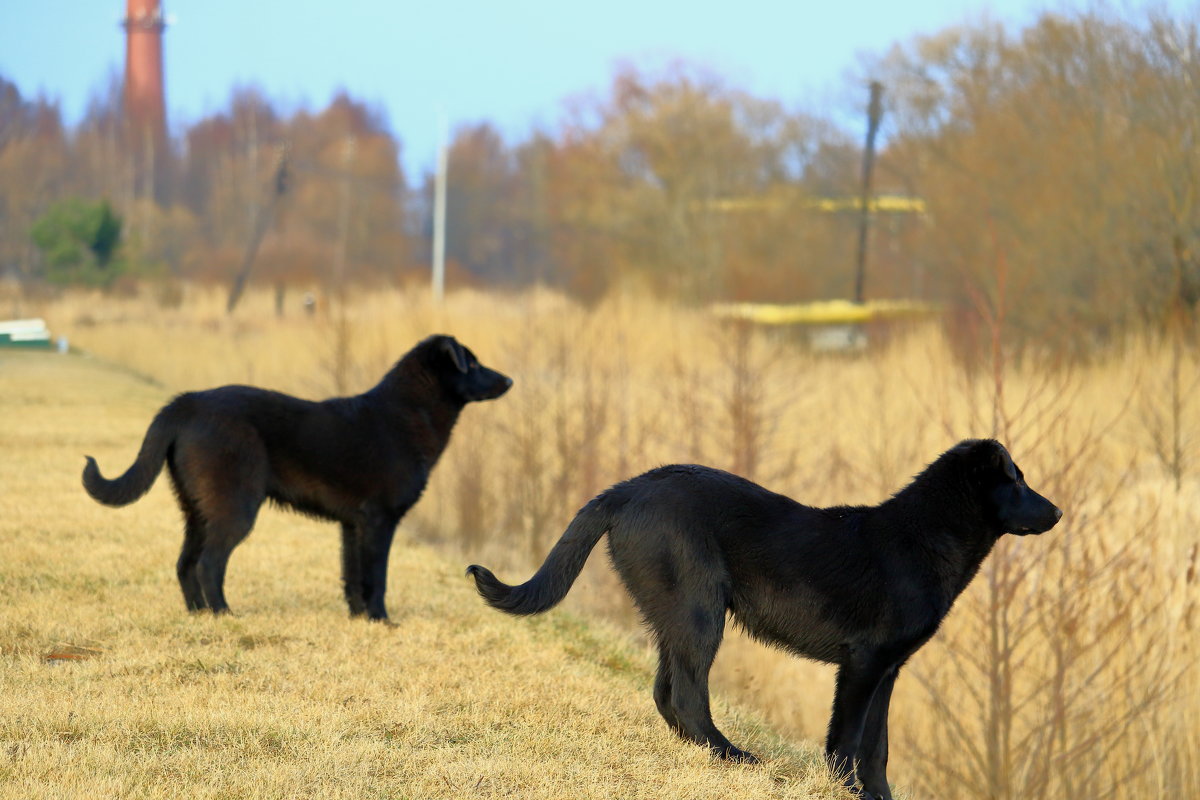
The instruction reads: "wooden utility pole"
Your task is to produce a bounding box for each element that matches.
[853,81,884,304]
[332,136,357,291]
[226,143,290,313]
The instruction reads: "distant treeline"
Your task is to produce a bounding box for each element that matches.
[1,6,1196,348]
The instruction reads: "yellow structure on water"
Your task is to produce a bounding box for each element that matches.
[712,298,938,326]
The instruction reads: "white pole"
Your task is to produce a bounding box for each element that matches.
[432,114,448,304]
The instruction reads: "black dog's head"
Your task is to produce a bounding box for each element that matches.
[425,334,513,402]
[952,439,1062,536]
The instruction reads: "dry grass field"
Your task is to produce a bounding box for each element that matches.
[0,348,853,799]
[3,282,1198,798]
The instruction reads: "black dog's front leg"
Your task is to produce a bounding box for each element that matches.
[340,522,368,616]
[827,652,894,797]
[855,665,899,800]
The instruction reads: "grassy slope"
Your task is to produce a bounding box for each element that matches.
[0,351,849,800]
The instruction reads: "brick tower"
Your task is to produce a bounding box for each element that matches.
[123,0,167,198]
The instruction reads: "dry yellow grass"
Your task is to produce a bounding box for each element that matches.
[0,348,854,799]
[5,282,1198,797]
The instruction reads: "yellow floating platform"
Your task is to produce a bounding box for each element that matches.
[712,299,939,326]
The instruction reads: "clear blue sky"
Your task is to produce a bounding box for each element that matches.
[0,0,1152,180]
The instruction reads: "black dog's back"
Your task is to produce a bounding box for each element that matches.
[601,466,892,663]
[161,387,388,521]
[468,465,805,619]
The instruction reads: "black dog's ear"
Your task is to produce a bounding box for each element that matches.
[439,337,469,374]
[988,441,1018,480]
[972,439,1017,481]
[954,439,1014,481]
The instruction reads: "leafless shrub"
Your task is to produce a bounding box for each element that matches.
[1136,323,1199,492]
[710,319,802,487]
[901,248,1183,799]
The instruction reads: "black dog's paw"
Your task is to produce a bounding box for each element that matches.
[849,786,889,800]
[716,745,760,764]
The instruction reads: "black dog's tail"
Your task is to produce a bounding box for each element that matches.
[467,496,613,615]
[82,400,182,507]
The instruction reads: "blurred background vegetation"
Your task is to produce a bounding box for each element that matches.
[2,7,1197,355]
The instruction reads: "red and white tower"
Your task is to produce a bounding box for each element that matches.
[122,0,167,148]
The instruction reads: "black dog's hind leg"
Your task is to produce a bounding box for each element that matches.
[196,539,235,614]
[653,647,684,735]
[340,522,367,616]
[176,508,208,611]
[195,506,258,615]
[826,651,895,797]
[855,666,899,800]
[658,602,757,763]
[168,459,209,611]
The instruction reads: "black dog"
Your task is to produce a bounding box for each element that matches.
[468,439,1060,798]
[84,334,511,620]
